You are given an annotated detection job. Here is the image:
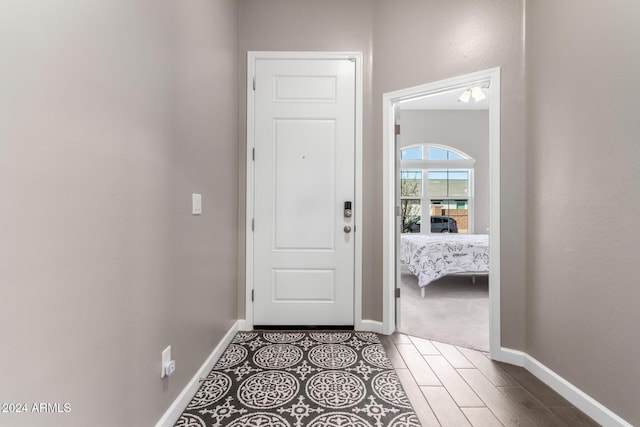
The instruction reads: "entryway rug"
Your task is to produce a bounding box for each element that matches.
[174,331,420,427]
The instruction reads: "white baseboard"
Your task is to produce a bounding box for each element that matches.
[237,319,252,331]
[357,319,385,334]
[492,347,526,366]
[497,347,632,427]
[155,321,240,427]
[522,352,632,427]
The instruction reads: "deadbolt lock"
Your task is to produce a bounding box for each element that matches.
[344,201,352,218]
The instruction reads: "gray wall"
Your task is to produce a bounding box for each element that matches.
[400,110,490,233]
[525,1,640,424]
[239,0,526,345]
[0,1,238,426]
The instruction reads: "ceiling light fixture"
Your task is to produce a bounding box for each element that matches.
[459,86,487,103]
[471,86,486,102]
[458,89,471,103]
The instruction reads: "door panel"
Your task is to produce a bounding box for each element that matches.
[253,57,355,326]
[273,119,335,250]
[274,76,337,102]
[394,105,402,328]
[272,269,335,302]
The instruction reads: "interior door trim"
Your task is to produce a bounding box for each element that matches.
[244,51,363,330]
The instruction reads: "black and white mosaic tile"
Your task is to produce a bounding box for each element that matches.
[175,331,420,427]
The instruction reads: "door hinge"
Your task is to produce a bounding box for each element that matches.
[252,76,256,91]
[251,289,254,302]
[395,206,401,217]
[251,218,254,231]
[252,147,255,161]
[395,288,400,298]
[395,124,401,135]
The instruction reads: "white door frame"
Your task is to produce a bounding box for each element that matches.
[245,51,363,330]
[382,68,502,357]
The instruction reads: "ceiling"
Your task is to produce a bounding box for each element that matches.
[399,86,490,111]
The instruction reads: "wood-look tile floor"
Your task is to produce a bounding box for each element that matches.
[380,332,600,427]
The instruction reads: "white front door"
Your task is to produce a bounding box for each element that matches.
[252,55,356,326]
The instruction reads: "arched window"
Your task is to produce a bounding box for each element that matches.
[400,144,475,234]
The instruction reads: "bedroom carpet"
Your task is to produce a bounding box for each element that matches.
[174,331,419,427]
[399,269,489,352]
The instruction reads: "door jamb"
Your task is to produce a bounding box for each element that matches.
[244,51,364,330]
[382,68,502,358]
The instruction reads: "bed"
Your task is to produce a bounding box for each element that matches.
[400,233,490,297]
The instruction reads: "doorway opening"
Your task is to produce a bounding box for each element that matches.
[398,132,487,350]
[382,68,501,358]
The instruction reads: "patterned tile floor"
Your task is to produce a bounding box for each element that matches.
[175,331,420,427]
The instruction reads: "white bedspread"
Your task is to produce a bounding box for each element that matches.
[400,234,490,288]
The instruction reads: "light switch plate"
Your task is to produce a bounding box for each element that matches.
[192,193,202,215]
